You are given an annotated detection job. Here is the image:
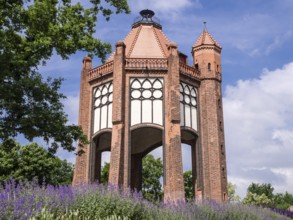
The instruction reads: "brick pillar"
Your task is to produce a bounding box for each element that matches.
[109,41,127,186]
[130,154,142,191]
[192,36,228,202]
[73,57,92,185]
[190,140,197,199]
[163,42,185,202]
[94,149,102,182]
[198,79,225,202]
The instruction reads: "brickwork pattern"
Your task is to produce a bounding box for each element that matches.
[163,43,185,202]
[73,57,92,185]
[73,22,228,203]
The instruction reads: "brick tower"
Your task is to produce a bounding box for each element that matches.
[73,10,227,202]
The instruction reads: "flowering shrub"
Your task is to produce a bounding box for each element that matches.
[0,178,291,220]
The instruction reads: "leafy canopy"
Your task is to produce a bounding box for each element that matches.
[0,139,74,185]
[228,182,241,202]
[243,182,293,209]
[100,162,110,184]
[0,0,129,153]
[100,154,164,202]
[183,170,193,200]
[142,154,163,202]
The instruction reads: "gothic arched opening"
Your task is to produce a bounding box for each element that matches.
[181,129,198,200]
[92,130,112,183]
[130,126,163,193]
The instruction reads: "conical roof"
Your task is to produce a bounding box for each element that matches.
[193,29,221,49]
[107,22,172,62]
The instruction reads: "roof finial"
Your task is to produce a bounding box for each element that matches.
[203,21,208,32]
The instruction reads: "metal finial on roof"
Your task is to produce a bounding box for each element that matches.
[132,9,161,29]
[203,21,208,32]
[140,9,155,20]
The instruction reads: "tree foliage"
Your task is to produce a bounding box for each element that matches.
[183,170,193,200]
[0,139,73,185]
[228,182,241,202]
[100,162,110,184]
[247,183,274,199]
[100,154,164,202]
[242,192,272,205]
[243,183,274,206]
[243,182,293,209]
[142,154,163,201]
[142,154,163,202]
[274,192,293,210]
[0,0,129,153]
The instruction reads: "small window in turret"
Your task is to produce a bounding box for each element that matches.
[208,63,211,71]
[195,64,199,70]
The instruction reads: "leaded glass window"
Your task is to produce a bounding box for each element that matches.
[180,82,198,131]
[93,82,113,133]
[130,78,163,126]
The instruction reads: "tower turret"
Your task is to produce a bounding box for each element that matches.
[193,23,228,201]
[192,23,222,80]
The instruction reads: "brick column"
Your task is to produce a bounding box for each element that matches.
[73,57,92,185]
[163,43,185,202]
[130,154,142,191]
[109,41,127,186]
[198,79,224,202]
[94,149,102,182]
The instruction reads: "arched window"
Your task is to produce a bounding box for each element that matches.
[208,63,211,71]
[180,82,198,131]
[93,82,113,133]
[130,78,163,126]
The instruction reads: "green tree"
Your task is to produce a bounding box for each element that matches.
[183,170,194,200]
[243,192,272,205]
[142,154,163,202]
[243,183,274,206]
[274,192,293,210]
[243,182,293,209]
[228,182,241,202]
[0,0,129,153]
[247,183,274,199]
[0,139,73,185]
[100,162,110,184]
[0,139,20,182]
[100,155,164,201]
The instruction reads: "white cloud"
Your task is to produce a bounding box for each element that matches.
[224,61,293,197]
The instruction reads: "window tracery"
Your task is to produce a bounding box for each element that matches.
[180,82,198,131]
[93,82,113,133]
[130,78,163,126]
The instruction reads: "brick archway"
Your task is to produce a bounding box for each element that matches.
[92,130,112,183]
[130,125,163,191]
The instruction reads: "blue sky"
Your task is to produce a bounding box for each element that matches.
[36,0,293,198]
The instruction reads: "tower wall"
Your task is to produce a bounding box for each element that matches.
[73,57,92,185]
[108,41,129,186]
[73,14,228,203]
[193,43,228,201]
[163,43,185,202]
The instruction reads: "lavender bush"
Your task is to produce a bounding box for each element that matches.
[0,178,291,220]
